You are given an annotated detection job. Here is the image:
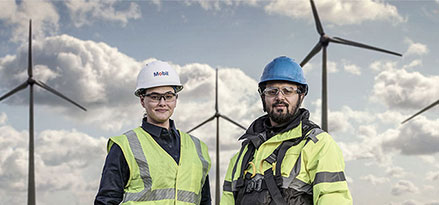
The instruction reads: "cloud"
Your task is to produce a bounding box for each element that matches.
[0,0,59,42]
[343,63,361,75]
[327,61,338,73]
[391,180,419,196]
[426,171,439,181]
[0,117,107,204]
[360,174,389,185]
[386,166,406,178]
[182,0,259,11]
[264,0,404,26]
[425,201,439,205]
[383,116,439,155]
[65,0,142,27]
[0,112,6,125]
[0,34,143,131]
[404,39,429,56]
[370,62,439,110]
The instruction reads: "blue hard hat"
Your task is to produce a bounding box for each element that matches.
[259,56,307,87]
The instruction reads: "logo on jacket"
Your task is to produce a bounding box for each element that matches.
[153,71,169,77]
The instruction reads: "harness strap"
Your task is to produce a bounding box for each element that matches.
[264,168,287,205]
[235,142,255,205]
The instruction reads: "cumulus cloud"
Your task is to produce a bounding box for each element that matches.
[426,171,439,181]
[182,0,259,11]
[0,34,143,131]
[360,174,389,185]
[370,62,439,110]
[0,117,107,204]
[65,0,141,27]
[391,180,419,196]
[0,112,6,125]
[264,0,404,26]
[0,0,59,42]
[383,116,439,155]
[404,39,429,57]
[344,63,361,75]
[386,166,406,178]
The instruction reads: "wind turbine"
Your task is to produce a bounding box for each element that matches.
[186,68,246,205]
[0,20,87,205]
[300,0,402,131]
[401,99,439,124]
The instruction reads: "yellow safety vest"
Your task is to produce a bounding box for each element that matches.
[108,127,211,205]
[221,123,352,205]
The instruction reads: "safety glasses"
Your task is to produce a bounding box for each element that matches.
[262,86,302,97]
[141,92,177,103]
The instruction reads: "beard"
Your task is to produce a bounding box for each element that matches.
[268,101,296,125]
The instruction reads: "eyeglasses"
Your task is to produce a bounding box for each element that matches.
[262,86,302,97]
[141,92,177,103]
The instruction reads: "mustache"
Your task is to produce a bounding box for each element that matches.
[273,101,289,107]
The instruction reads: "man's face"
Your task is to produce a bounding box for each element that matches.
[140,86,177,126]
[263,81,304,126]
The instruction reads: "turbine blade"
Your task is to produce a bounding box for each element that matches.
[310,0,324,35]
[0,81,29,102]
[34,80,87,111]
[300,42,323,67]
[219,114,246,130]
[401,99,439,124]
[330,37,402,57]
[28,19,33,78]
[187,115,216,133]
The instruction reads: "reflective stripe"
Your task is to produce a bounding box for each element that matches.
[178,190,199,204]
[281,153,302,188]
[223,181,232,192]
[124,188,175,201]
[314,171,346,185]
[306,128,323,143]
[123,130,153,202]
[189,134,209,179]
[121,130,204,204]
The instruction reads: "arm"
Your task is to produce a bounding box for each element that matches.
[304,133,352,205]
[200,175,212,205]
[94,144,130,205]
[220,153,240,205]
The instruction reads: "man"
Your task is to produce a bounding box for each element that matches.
[95,60,211,205]
[221,56,352,205]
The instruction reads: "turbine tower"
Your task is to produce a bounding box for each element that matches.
[300,0,402,131]
[186,68,246,205]
[401,99,439,124]
[0,20,87,205]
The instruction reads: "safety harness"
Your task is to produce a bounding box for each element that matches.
[232,121,321,205]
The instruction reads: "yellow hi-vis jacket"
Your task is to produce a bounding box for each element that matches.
[108,127,211,205]
[221,122,352,205]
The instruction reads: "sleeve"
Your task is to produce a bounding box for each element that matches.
[200,175,212,205]
[94,144,130,205]
[220,153,239,205]
[303,133,353,205]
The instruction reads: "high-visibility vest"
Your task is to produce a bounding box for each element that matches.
[221,123,352,205]
[108,127,211,205]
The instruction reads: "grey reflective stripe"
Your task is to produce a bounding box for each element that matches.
[306,128,323,143]
[281,153,302,188]
[124,188,175,202]
[314,171,346,185]
[178,190,200,204]
[223,181,233,192]
[122,130,153,202]
[189,134,210,178]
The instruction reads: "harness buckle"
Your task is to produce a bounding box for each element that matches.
[245,174,264,192]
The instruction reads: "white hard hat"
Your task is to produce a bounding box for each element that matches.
[134,60,183,97]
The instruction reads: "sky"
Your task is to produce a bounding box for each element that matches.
[0,0,438,204]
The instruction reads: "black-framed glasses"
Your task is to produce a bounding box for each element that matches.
[262,86,302,97]
[141,92,177,103]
